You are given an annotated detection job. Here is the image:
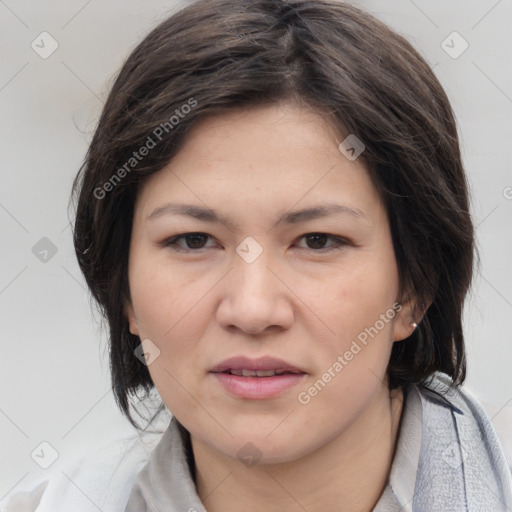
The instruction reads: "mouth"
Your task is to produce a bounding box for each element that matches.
[218,368,304,377]
[210,355,307,374]
[210,356,307,399]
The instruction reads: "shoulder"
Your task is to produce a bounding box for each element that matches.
[0,431,164,512]
[417,372,512,473]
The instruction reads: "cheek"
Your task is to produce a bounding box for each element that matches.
[294,257,400,419]
[128,251,217,369]
[302,253,399,353]
[294,268,399,434]
[129,250,206,337]
[128,258,215,417]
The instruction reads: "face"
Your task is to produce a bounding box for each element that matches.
[125,101,415,464]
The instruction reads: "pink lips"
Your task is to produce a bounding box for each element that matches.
[210,356,307,399]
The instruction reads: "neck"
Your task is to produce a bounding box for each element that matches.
[192,385,404,512]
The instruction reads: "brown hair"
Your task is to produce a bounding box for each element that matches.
[72,0,475,430]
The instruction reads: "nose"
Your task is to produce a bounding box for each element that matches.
[215,249,295,336]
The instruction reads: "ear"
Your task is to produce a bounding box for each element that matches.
[392,290,431,342]
[124,300,140,336]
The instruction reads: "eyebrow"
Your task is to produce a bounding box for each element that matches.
[147,202,367,229]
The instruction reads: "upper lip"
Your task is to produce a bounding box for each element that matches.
[210,356,306,374]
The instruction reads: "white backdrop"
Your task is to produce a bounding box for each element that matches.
[1,0,511,502]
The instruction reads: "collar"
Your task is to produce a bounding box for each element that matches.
[373,383,423,511]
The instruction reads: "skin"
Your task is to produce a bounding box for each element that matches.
[125,101,420,512]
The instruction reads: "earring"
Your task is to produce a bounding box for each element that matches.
[412,322,418,329]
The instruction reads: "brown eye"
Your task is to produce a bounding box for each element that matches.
[297,233,349,252]
[183,234,209,248]
[305,234,329,249]
[163,233,214,251]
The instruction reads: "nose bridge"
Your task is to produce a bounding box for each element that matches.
[233,240,277,304]
[216,239,294,334]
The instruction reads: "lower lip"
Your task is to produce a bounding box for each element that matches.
[211,372,306,399]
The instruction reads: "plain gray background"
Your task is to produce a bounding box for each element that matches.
[1,0,511,502]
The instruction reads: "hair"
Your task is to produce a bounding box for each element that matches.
[71,0,476,431]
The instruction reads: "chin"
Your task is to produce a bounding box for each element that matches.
[225,437,310,467]
[218,423,319,466]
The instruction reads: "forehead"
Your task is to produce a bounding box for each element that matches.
[134,101,384,226]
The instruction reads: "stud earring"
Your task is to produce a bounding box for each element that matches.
[412,322,418,329]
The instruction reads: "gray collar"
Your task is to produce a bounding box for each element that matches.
[373,383,422,511]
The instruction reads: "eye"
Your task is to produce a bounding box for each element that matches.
[295,233,349,252]
[161,232,350,253]
[162,232,216,251]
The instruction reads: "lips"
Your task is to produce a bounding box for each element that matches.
[210,356,307,399]
[210,356,307,375]
[227,369,301,377]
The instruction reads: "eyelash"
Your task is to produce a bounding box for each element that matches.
[161,232,350,253]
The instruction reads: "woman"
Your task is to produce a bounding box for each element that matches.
[4,0,511,510]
